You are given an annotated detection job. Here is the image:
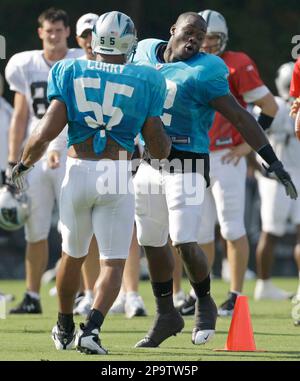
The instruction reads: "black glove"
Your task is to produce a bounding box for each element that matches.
[262,160,298,200]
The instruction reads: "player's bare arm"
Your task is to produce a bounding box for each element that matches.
[8,92,29,163]
[221,93,278,165]
[210,94,270,151]
[141,116,171,160]
[253,92,278,117]
[21,99,67,168]
[210,93,297,200]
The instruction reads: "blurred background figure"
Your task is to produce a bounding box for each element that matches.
[0,73,12,186]
[0,72,15,303]
[5,8,82,314]
[253,62,300,305]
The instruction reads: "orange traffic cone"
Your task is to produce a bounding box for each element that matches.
[216,295,263,352]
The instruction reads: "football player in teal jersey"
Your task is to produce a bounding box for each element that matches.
[12,11,171,355]
[133,12,297,348]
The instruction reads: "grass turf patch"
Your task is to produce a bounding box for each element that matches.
[0,278,299,361]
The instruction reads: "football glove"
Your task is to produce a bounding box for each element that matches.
[11,162,33,191]
[5,161,17,186]
[262,160,298,200]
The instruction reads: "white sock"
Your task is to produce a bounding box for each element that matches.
[84,290,93,299]
[126,291,139,300]
[256,279,272,286]
[26,291,40,300]
[297,274,300,296]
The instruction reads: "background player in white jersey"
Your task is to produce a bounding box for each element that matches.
[254,63,300,311]
[0,73,13,185]
[133,12,297,349]
[5,8,83,314]
[12,11,170,355]
[179,9,279,317]
[0,72,15,303]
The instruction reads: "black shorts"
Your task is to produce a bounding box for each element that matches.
[143,146,210,187]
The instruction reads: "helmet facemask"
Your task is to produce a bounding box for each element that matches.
[201,32,227,55]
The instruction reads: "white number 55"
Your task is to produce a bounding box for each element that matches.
[74,77,134,130]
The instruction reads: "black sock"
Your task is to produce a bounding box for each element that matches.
[228,291,239,301]
[84,309,104,331]
[190,275,211,299]
[1,171,5,185]
[151,279,174,314]
[58,312,74,332]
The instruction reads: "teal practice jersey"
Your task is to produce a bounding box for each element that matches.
[133,39,230,154]
[47,58,166,154]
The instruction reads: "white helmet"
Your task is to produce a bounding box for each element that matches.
[0,186,30,231]
[275,62,294,101]
[91,11,137,58]
[199,10,228,55]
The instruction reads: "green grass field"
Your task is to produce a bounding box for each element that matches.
[0,278,299,361]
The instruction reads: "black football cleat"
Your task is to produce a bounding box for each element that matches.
[75,323,108,355]
[218,292,238,317]
[9,293,42,314]
[135,309,184,348]
[192,294,217,345]
[52,323,76,350]
[178,294,196,316]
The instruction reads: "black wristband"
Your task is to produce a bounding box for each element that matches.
[257,113,274,131]
[257,144,278,166]
[18,162,30,171]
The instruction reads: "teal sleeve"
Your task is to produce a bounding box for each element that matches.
[47,61,66,103]
[148,71,167,117]
[197,59,230,105]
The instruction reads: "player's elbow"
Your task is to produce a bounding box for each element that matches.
[234,107,256,132]
[255,93,278,118]
[142,117,172,159]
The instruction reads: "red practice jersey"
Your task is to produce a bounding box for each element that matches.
[210,51,264,151]
[290,57,300,98]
